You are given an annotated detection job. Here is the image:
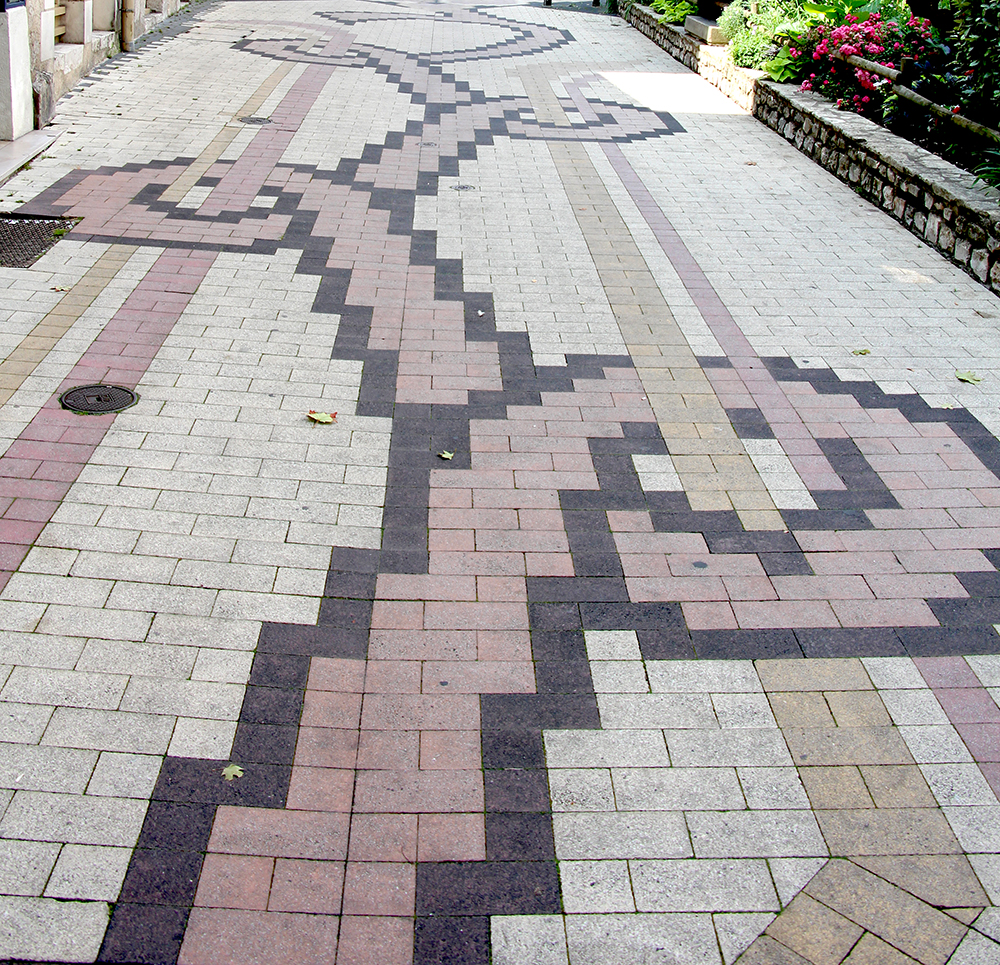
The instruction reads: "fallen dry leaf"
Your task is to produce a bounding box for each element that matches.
[438,450,454,460]
[222,764,244,781]
[956,371,982,384]
[307,410,337,423]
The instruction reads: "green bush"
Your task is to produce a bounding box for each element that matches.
[650,0,696,22]
[718,0,752,40]
[950,0,1000,126]
[975,150,1000,189]
[719,0,806,68]
[730,28,776,65]
[719,0,804,40]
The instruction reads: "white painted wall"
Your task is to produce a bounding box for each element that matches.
[0,7,34,140]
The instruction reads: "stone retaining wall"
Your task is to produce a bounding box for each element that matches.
[623,1,1000,296]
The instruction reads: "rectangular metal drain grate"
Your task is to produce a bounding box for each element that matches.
[0,216,77,268]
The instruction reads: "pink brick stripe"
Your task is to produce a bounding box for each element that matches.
[916,656,1000,800]
[200,65,336,217]
[601,141,844,491]
[0,248,217,591]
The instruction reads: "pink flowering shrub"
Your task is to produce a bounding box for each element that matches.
[784,13,938,118]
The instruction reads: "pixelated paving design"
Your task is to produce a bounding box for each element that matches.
[0,1,998,964]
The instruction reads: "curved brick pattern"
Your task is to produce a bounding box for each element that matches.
[0,0,999,964]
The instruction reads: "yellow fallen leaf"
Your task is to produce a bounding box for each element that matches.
[438,450,454,460]
[222,764,243,781]
[956,371,982,384]
[851,349,870,356]
[308,410,336,423]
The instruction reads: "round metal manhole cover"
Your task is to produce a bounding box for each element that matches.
[60,384,138,415]
[238,115,272,125]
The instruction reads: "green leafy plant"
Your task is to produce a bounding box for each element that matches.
[801,0,879,23]
[731,29,776,65]
[719,0,807,68]
[650,0,696,21]
[949,0,1000,126]
[763,44,800,78]
[974,150,1000,189]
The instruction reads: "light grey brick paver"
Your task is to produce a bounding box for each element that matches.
[582,630,640,661]
[612,767,744,812]
[492,915,568,965]
[118,677,244,720]
[40,708,174,755]
[587,661,649,694]
[596,693,717,729]
[970,853,1000,904]
[943,806,1000,853]
[664,729,793,768]
[714,913,778,965]
[35,606,152,642]
[75,639,197,679]
[565,913,721,965]
[686,810,827,858]
[737,767,810,810]
[898,724,975,763]
[0,744,98,794]
[0,668,127,711]
[0,840,61,896]
[921,763,1000,807]
[646,660,763,694]
[549,768,616,812]
[629,858,779,913]
[767,857,829,906]
[0,791,146,847]
[86,752,163,799]
[0,896,110,962]
[880,687,950,725]
[560,860,636,913]
[545,730,671,769]
[949,929,1000,965]
[42,844,132,901]
[966,655,1000,688]
[973,907,1000,943]
[0,632,84,669]
[167,718,237,759]
[553,811,692,860]
[712,693,776,729]
[0,703,53,744]
[147,613,261,651]
[191,648,254,684]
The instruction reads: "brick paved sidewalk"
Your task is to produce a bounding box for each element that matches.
[1,0,1000,962]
